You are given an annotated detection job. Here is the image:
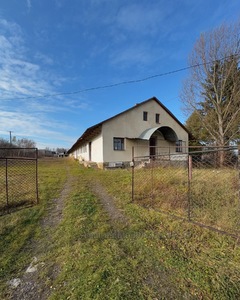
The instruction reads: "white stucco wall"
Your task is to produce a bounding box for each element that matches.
[72,143,88,161]
[73,134,103,162]
[91,134,103,162]
[102,99,188,163]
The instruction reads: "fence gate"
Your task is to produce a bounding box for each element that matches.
[0,148,38,215]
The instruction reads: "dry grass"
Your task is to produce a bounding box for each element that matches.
[133,165,239,233]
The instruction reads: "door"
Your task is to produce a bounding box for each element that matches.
[89,142,92,161]
[149,137,156,158]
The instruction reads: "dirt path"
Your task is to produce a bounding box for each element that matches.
[89,181,129,227]
[8,167,128,299]
[8,167,74,300]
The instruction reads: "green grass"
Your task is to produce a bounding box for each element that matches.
[0,158,240,299]
[0,160,38,211]
[50,160,240,299]
[0,158,67,298]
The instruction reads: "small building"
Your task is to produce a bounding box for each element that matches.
[68,97,189,168]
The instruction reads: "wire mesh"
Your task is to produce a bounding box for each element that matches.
[189,148,239,235]
[0,148,38,215]
[133,147,239,235]
[133,153,189,218]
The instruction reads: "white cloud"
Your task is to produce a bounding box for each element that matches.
[26,0,32,10]
[0,18,87,148]
[115,3,162,36]
[0,109,73,148]
[34,52,54,65]
[0,19,51,98]
[110,44,153,67]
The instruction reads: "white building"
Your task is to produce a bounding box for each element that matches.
[68,97,189,168]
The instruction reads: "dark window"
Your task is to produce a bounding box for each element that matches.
[176,140,183,152]
[143,111,148,121]
[113,137,124,150]
[155,113,160,123]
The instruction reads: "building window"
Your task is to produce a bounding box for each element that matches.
[113,137,124,150]
[143,111,148,121]
[176,140,183,152]
[155,113,160,123]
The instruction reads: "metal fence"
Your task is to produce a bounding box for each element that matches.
[0,148,38,215]
[132,146,239,236]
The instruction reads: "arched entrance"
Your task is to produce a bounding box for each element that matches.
[138,126,179,158]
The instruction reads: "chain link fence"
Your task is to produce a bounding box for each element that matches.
[0,148,38,215]
[132,146,239,236]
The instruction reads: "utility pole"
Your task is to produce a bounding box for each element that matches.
[9,131,13,145]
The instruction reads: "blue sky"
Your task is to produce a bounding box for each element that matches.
[0,0,239,149]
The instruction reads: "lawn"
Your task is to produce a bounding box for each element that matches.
[0,158,239,299]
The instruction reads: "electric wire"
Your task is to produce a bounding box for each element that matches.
[1,53,239,101]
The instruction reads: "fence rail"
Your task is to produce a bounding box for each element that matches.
[132,146,239,236]
[0,148,38,215]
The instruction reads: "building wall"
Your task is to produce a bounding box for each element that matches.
[102,100,188,163]
[91,134,103,162]
[72,134,103,162]
[72,143,88,161]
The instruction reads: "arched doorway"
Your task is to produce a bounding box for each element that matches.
[138,126,179,158]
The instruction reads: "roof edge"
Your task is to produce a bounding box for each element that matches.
[68,96,189,153]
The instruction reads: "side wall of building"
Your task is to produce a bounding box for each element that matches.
[91,134,103,162]
[71,134,103,163]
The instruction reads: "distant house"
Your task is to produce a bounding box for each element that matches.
[38,149,56,158]
[68,97,189,168]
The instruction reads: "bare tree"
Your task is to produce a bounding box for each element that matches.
[16,138,36,148]
[181,21,240,165]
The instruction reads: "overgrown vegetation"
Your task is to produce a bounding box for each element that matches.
[133,164,239,234]
[1,158,240,299]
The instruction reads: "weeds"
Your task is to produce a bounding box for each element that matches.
[0,158,239,299]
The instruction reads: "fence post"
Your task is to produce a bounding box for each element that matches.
[5,158,9,213]
[131,146,134,202]
[187,154,192,221]
[36,148,39,204]
[238,144,240,235]
[151,159,154,200]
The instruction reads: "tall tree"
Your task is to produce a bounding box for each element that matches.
[185,110,208,142]
[181,21,240,165]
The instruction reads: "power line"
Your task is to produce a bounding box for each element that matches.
[2,53,239,101]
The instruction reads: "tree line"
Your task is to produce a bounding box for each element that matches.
[0,137,36,149]
[0,137,68,158]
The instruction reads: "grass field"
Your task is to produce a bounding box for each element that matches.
[0,158,240,299]
[0,159,38,213]
[133,165,239,234]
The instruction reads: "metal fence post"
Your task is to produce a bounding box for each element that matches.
[131,146,134,202]
[238,144,240,235]
[5,158,9,213]
[151,159,154,200]
[187,154,192,221]
[36,148,39,204]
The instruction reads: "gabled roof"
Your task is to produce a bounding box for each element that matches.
[68,96,190,153]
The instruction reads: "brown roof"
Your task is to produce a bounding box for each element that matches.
[68,96,189,153]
